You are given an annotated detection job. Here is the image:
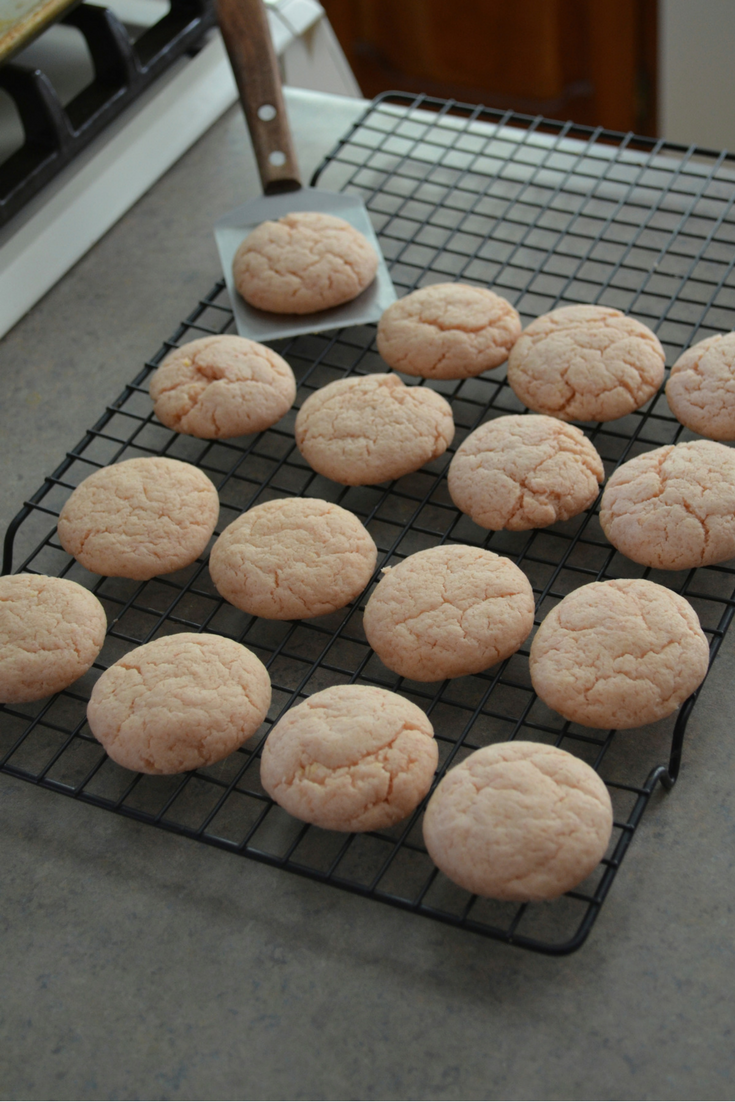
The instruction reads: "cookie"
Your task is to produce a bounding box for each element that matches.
[529,578,709,729]
[422,742,613,901]
[0,574,107,704]
[57,457,220,580]
[233,212,378,315]
[363,544,535,681]
[260,684,437,832]
[448,414,604,531]
[666,332,735,440]
[209,497,377,620]
[376,283,521,379]
[87,632,271,774]
[507,304,665,422]
[149,335,296,439]
[295,373,454,485]
[599,439,735,570]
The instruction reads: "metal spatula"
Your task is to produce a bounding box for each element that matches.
[213,0,396,343]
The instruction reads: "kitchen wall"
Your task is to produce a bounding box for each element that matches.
[659,0,735,150]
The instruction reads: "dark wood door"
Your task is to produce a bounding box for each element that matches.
[321,0,658,135]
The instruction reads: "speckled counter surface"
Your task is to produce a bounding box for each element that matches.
[1,88,735,1102]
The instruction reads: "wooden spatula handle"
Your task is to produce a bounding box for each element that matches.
[216,0,301,194]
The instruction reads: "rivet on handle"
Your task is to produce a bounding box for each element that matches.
[258,104,277,121]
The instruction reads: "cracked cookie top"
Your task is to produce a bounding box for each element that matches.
[529,578,709,729]
[87,632,271,774]
[448,414,604,531]
[232,211,378,315]
[150,335,296,440]
[294,373,454,485]
[423,742,613,901]
[377,282,521,379]
[209,496,377,620]
[57,457,220,580]
[363,544,535,682]
[260,684,437,832]
[599,439,735,570]
[0,574,107,704]
[666,332,735,440]
[507,304,665,423]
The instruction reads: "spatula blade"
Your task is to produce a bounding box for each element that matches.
[214,188,396,344]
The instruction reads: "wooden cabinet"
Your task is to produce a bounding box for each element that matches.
[321,0,657,135]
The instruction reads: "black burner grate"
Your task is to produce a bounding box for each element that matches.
[0,0,216,226]
[3,92,735,954]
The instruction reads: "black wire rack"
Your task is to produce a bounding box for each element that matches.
[4,91,735,955]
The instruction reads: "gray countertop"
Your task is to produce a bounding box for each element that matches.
[2,87,735,1102]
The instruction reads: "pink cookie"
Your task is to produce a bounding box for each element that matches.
[150,335,296,439]
[87,632,271,774]
[363,544,535,681]
[599,439,735,570]
[507,304,665,422]
[423,742,613,901]
[57,457,220,580]
[377,283,521,379]
[209,497,377,620]
[448,414,604,531]
[233,212,378,314]
[529,578,709,729]
[0,574,107,703]
[295,373,454,485]
[666,332,735,440]
[260,684,437,832]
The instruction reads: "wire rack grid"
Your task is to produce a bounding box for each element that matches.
[3,92,735,956]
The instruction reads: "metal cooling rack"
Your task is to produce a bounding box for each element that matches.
[3,91,735,955]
